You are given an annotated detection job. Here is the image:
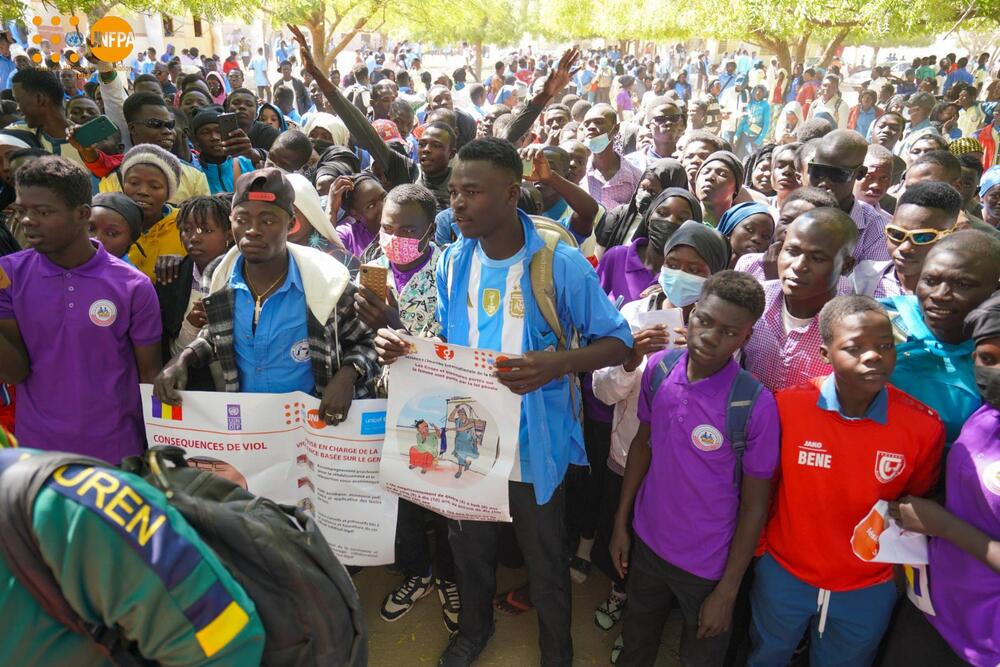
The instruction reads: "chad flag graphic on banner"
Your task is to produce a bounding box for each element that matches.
[151,396,183,421]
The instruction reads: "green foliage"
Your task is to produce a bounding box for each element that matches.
[386,0,523,48]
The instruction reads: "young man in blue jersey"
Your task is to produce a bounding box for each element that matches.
[377,138,632,667]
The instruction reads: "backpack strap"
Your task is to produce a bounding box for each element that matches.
[0,450,150,666]
[725,369,764,487]
[649,349,685,397]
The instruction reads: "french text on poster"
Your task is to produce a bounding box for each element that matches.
[140,385,396,566]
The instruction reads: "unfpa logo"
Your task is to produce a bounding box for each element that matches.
[29,15,134,64]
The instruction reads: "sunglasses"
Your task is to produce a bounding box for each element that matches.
[132,118,176,130]
[651,114,683,125]
[884,224,954,246]
[807,162,865,184]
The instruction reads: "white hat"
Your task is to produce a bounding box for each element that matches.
[285,173,346,251]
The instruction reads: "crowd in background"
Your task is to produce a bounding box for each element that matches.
[0,22,999,667]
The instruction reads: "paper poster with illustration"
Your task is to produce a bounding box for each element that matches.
[850,499,929,565]
[140,385,396,566]
[379,334,523,522]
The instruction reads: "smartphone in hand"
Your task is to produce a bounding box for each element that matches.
[359,263,389,302]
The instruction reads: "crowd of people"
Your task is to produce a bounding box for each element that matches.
[0,21,998,667]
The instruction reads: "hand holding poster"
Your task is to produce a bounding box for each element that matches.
[140,385,397,566]
[379,334,523,522]
[851,499,929,565]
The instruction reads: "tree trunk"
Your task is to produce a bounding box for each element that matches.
[818,28,850,69]
[474,38,483,82]
[304,10,331,73]
[871,46,881,68]
[793,31,811,67]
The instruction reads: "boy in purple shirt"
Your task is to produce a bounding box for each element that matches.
[881,292,1000,667]
[0,156,161,462]
[611,271,780,666]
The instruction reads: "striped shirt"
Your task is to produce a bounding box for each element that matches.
[467,244,526,353]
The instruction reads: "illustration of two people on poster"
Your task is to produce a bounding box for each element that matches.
[408,402,482,478]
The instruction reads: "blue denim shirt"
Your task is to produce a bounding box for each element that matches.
[230,255,313,394]
[436,210,633,503]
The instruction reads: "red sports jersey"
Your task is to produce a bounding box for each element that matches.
[765,379,944,591]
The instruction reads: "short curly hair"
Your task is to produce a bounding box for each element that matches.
[819,295,889,345]
[700,270,766,321]
[15,155,91,209]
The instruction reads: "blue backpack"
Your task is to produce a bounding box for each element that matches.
[649,349,764,486]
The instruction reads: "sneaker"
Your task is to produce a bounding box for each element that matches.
[380,574,433,622]
[438,629,492,667]
[438,578,461,633]
[610,634,623,664]
[594,589,626,631]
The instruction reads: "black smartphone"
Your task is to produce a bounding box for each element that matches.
[217,112,238,140]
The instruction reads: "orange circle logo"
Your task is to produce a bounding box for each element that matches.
[306,409,327,430]
[88,16,134,63]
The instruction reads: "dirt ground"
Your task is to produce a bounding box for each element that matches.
[356,563,683,666]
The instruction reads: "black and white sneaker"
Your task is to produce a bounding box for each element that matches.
[380,574,433,622]
[438,578,461,632]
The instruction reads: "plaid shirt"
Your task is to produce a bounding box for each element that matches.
[850,198,892,263]
[742,281,829,392]
[187,258,378,396]
[586,155,642,210]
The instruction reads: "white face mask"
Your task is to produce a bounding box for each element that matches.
[586,133,612,154]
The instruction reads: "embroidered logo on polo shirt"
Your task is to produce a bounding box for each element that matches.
[482,288,501,316]
[290,339,310,363]
[875,450,906,483]
[0,265,10,289]
[508,288,525,318]
[691,425,723,452]
[982,461,1000,496]
[88,299,117,327]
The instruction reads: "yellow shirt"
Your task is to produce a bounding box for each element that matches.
[128,208,185,281]
[98,162,210,206]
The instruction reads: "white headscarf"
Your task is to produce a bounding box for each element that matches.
[775,101,804,141]
[286,172,346,251]
[303,113,349,147]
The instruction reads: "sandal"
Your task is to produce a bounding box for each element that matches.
[610,634,623,664]
[570,555,591,584]
[493,586,533,616]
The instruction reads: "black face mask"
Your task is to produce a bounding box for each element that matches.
[975,366,1000,410]
[311,139,335,153]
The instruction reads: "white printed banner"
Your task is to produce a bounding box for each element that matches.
[140,385,396,566]
[379,334,523,522]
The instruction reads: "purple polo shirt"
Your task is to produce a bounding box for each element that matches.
[926,404,1000,666]
[335,216,377,258]
[634,350,780,579]
[596,238,657,304]
[0,243,160,463]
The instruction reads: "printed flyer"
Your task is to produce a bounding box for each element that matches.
[379,334,523,522]
[140,385,396,566]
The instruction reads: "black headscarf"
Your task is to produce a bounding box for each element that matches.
[596,158,688,249]
[698,150,743,197]
[307,145,362,186]
[965,291,1000,344]
[634,186,703,242]
[663,220,731,275]
[743,144,776,192]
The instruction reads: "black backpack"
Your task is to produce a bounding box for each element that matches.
[0,446,367,666]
